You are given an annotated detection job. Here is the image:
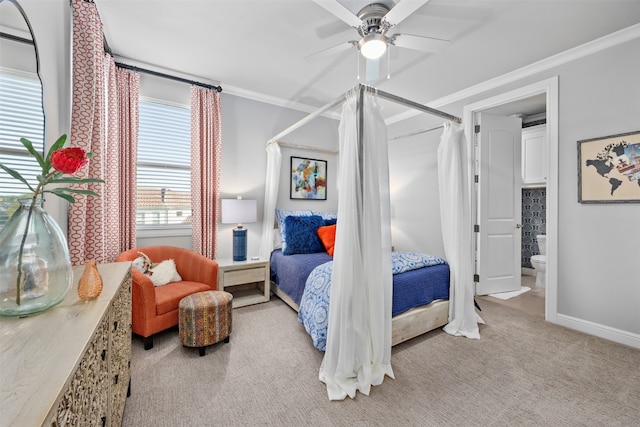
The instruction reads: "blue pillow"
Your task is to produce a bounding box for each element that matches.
[282,215,325,255]
[323,218,337,226]
[275,209,313,252]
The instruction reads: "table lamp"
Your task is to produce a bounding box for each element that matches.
[221,197,257,261]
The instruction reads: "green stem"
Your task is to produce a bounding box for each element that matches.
[15,173,52,305]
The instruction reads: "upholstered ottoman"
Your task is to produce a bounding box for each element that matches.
[179,290,233,356]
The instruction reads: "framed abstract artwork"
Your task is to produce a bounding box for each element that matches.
[290,156,327,200]
[577,130,640,203]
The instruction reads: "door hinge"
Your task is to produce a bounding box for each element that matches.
[474,124,480,133]
[474,174,479,183]
[474,274,480,282]
[474,224,479,232]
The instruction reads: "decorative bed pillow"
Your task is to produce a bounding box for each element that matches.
[273,230,283,249]
[132,251,153,274]
[317,224,337,256]
[313,211,337,221]
[275,209,313,252]
[149,259,182,287]
[282,215,325,255]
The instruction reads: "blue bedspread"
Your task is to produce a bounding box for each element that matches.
[271,249,450,351]
[270,249,332,306]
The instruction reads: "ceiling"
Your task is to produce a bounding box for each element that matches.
[96,0,640,121]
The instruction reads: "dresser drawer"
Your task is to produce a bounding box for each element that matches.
[223,267,265,286]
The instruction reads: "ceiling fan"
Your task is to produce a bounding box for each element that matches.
[311,0,450,62]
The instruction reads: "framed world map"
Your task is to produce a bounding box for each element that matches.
[578,130,640,203]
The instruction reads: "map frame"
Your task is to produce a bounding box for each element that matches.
[577,130,640,204]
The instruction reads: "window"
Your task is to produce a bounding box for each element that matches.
[0,70,44,229]
[136,100,191,229]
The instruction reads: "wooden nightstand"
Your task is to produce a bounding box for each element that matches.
[216,258,270,308]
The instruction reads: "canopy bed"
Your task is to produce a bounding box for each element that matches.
[259,84,482,400]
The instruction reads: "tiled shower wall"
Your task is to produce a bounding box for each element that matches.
[522,187,546,268]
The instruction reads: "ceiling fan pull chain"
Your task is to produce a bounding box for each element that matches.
[356,49,360,80]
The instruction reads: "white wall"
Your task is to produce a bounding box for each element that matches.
[434,38,640,338]
[386,128,445,258]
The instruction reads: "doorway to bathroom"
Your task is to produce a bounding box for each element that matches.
[463,77,558,322]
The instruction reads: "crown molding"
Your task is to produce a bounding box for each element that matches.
[385,22,640,125]
[222,83,342,120]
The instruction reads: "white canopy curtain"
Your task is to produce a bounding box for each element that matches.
[259,141,282,260]
[438,122,484,338]
[319,87,394,400]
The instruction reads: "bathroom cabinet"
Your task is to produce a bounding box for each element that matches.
[521,124,547,185]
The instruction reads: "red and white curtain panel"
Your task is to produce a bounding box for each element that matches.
[106,59,139,256]
[69,0,139,264]
[190,87,221,259]
[69,0,106,265]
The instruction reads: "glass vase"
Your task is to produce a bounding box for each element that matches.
[0,198,73,317]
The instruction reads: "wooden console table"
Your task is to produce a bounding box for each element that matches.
[0,262,132,426]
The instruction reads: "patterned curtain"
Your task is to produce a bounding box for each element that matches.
[105,58,139,256]
[190,87,221,259]
[69,0,107,265]
[69,0,139,264]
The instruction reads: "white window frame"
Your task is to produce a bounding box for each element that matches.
[136,97,192,239]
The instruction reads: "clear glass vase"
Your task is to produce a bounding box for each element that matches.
[0,198,73,317]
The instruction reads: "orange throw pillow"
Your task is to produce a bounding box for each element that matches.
[317,224,337,256]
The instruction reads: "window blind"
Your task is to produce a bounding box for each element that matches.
[137,100,191,226]
[0,71,44,229]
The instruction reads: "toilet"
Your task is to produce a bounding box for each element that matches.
[530,235,547,288]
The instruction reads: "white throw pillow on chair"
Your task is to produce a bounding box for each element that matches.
[149,259,182,287]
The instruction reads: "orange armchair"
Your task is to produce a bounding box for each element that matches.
[115,246,218,350]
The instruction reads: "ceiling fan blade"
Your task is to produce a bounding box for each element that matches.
[390,33,450,53]
[305,41,355,61]
[312,0,362,28]
[383,0,431,27]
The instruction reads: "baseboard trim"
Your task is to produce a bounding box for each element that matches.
[521,267,535,276]
[555,313,640,349]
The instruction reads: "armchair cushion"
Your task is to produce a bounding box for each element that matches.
[155,281,210,315]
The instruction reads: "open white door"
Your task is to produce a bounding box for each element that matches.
[475,113,522,295]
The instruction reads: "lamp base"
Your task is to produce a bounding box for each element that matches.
[232,228,247,261]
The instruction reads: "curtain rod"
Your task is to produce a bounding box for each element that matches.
[276,141,338,155]
[115,62,222,92]
[374,87,462,124]
[388,124,445,142]
[268,83,461,144]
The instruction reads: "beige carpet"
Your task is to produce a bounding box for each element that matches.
[122,297,640,427]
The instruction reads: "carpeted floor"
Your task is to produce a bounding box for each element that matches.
[122,297,640,427]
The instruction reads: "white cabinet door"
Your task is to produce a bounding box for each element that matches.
[522,125,547,185]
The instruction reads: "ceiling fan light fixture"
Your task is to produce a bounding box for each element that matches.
[358,33,387,59]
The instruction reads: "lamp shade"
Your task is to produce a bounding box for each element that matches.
[358,33,387,59]
[221,199,257,225]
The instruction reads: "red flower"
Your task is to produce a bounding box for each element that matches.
[50,147,89,174]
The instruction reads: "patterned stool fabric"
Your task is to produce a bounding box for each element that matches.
[179,290,233,356]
